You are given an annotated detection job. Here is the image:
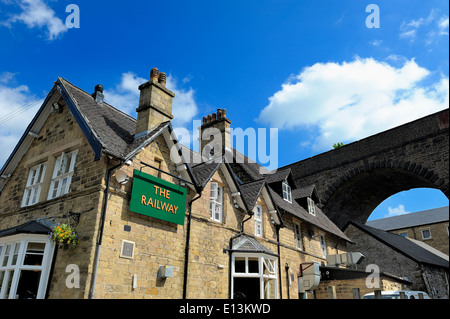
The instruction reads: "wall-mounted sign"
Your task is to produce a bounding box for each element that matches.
[130,169,186,225]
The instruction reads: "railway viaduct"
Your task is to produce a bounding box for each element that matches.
[283,109,449,229]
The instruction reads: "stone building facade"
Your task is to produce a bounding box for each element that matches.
[0,68,351,299]
[366,206,449,255]
[344,222,449,299]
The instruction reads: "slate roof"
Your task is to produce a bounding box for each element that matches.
[191,159,222,188]
[347,222,449,269]
[59,78,172,160]
[292,184,316,200]
[231,234,278,256]
[263,169,291,184]
[366,206,449,231]
[239,179,266,211]
[0,221,51,238]
[230,149,351,242]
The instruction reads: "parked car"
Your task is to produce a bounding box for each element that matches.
[362,290,431,299]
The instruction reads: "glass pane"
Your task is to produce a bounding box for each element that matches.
[264,278,276,299]
[16,270,42,299]
[2,244,11,267]
[60,177,68,195]
[24,242,45,266]
[235,257,245,273]
[0,270,4,292]
[248,257,259,273]
[4,270,14,299]
[11,242,20,266]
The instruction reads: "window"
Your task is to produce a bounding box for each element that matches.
[231,253,278,299]
[294,222,303,250]
[307,197,316,216]
[319,234,327,258]
[0,235,54,299]
[209,182,223,222]
[421,229,432,240]
[399,232,408,237]
[282,181,291,203]
[21,163,46,207]
[48,150,77,200]
[254,205,263,237]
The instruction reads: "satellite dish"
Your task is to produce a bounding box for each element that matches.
[115,170,129,184]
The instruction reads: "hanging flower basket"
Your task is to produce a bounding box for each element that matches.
[50,223,79,249]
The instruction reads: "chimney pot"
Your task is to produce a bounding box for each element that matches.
[212,113,217,121]
[150,68,159,81]
[207,114,212,123]
[95,84,104,93]
[217,109,222,119]
[92,84,104,104]
[222,108,227,118]
[158,72,167,87]
[202,116,207,125]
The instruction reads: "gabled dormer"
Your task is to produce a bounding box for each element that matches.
[292,184,321,216]
[263,168,296,204]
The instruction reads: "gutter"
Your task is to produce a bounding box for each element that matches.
[89,160,123,299]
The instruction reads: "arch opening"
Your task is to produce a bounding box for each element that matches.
[323,167,449,229]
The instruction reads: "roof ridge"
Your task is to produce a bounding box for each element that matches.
[58,77,138,123]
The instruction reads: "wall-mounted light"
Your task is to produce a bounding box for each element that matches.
[115,170,129,185]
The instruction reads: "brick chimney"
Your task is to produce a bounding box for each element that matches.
[199,108,231,159]
[135,67,175,139]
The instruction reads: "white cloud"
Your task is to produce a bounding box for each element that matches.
[399,10,449,44]
[1,0,67,40]
[438,16,449,35]
[0,73,43,167]
[386,204,410,217]
[257,57,449,151]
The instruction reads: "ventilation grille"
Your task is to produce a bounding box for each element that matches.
[120,240,135,259]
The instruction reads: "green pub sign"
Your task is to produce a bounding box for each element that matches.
[130,169,187,225]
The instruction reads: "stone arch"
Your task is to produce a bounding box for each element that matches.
[321,158,449,229]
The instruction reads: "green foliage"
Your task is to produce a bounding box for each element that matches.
[50,223,79,248]
[333,142,345,149]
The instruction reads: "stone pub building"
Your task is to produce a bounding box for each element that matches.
[0,67,377,299]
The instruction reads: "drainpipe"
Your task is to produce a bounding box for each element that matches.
[228,212,253,299]
[89,160,123,299]
[182,193,202,299]
[285,263,290,299]
[275,224,283,299]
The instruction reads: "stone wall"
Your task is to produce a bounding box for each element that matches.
[0,101,106,298]
[344,223,449,299]
[390,221,449,255]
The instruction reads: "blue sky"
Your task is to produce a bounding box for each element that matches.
[0,0,448,221]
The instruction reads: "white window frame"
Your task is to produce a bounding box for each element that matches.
[0,234,55,299]
[294,221,303,250]
[209,182,223,222]
[48,150,78,200]
[307,197,316,216]
[282,181,292,203]
[254,205,263,237]
[21,163,47,207]
[421,229,432,240]
[319,234,327,258]
[231,253,278,299]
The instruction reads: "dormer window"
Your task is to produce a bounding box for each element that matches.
[307,197,316,216]
[282,180,292,203]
